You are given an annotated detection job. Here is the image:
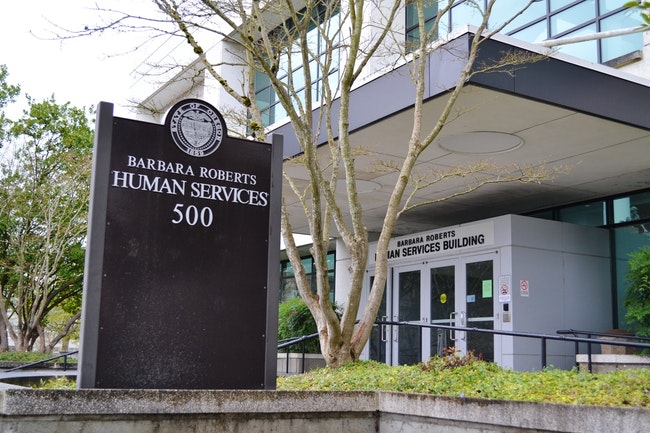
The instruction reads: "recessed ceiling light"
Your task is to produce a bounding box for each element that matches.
[438,132,524,155]
[336,179,381,194]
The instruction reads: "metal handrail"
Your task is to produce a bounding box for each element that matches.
[557,329,650,372]
[277,333,320,374]
[557,328,650,342]
[277,323,650,374]
[3,350,79,373]
[4,328,635,376]
[373,321,650,372]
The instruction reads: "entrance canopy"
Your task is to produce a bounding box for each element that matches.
[273,29,650,237]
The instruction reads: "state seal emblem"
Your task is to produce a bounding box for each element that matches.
[166,99,227,157]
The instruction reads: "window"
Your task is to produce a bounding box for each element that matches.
[613,191,650,229]
[555,24,599,63]
[254,3,340,127]
[451,1,483,29]
[405,0,448,49]
[600,10,643,63]
[491,0,546,34]
[557,200,606,227]
[280,251,336,303]
[405,1,642,64]
[550,1,596,37]
[611,192,650,328]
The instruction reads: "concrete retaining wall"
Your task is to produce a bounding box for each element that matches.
[277,353,327,375]
[577,354,650,373]
[0,389,647,433]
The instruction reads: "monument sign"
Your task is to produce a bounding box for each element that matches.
[78,100,282,389]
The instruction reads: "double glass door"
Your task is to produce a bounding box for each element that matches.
[369,253,497,365]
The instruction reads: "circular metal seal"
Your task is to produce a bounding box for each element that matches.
[166,99,227,157]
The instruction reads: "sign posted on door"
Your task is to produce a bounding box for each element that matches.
[78,100,282,390]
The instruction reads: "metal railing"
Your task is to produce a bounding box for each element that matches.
[276,322,650,375]
[2,350,78,373]
[557,329,650,372]
[277,333,320,374]
[4,326,645,378]
[374,321,650,372]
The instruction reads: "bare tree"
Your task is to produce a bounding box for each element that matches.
[79,0,555,366]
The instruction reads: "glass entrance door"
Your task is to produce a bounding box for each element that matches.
[430,262,456,357]
[429,254,497,362]
[379,253,497,365]
[391,265,424,365]
[464,257,495,362]
[368,275,389,364]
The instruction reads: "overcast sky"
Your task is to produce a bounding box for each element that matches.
[1,0,158,118]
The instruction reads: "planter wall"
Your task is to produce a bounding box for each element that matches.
[1,389,648,433]
[577,354,650,373]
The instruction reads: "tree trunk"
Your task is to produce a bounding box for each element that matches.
[323,339,355,367]
[45,312,81,353]
[0,318,8,351]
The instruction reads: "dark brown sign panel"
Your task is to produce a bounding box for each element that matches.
[79,100,281,389]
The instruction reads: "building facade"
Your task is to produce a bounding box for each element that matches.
[137,0,650,369]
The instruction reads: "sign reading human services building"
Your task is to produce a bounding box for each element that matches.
[78,100,282,390]
[382,221,494,262]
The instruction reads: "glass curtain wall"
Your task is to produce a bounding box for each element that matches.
[405,0,642,64]
[254,3,340,127]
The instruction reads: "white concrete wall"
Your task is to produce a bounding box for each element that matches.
[335,238,354,311]
[506,215,612,371]
[202,39,253,137]
[350,1,409,89]
[620,31,650,79]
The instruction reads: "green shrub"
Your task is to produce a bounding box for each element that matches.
[278,296,321,354]
[0,351,57,363]
[624,246,650,337]
[421,348,486,371]
[277,358,650,407]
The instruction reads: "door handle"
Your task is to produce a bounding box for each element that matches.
[449,312,457,341]
[393,315,399,342]
[380,316,387,342]
[459,311,466,341]
[449,312,467,341]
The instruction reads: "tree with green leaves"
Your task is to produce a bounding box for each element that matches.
[624,246,650,337]
[0,65,20,145]
[0,79,93,352]
[626,1,650,26]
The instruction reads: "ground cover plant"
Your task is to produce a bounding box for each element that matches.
[277,353,650,408]
[16,351,650,407]
[33,376,75,389]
